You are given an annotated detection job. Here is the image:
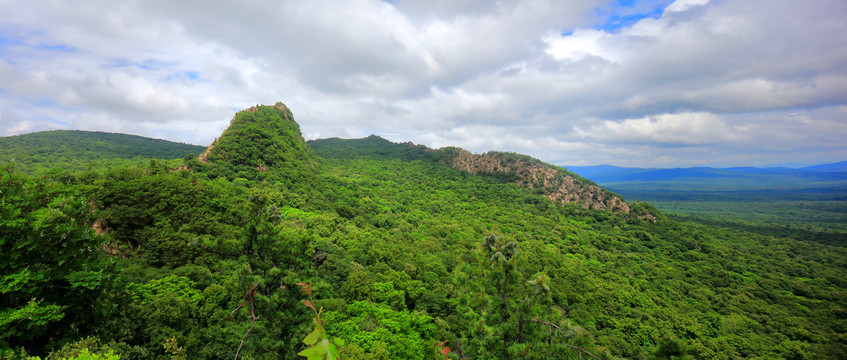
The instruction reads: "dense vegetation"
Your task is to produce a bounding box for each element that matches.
[2,105,845,359]
[202,103,318,172]
[612,190,847,247]
[0,130,206,174]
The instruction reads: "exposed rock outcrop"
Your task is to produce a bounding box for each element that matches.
[437,148,631,213]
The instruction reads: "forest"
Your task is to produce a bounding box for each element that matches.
[564,165,847,247]
[1,104,845,359]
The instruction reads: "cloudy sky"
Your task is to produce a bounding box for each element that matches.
[1,0,845,167]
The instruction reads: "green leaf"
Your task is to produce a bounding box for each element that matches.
[65,269,104,290]
[328,343,340,360]
[0,299,65,339]
[0,267,38,294]
[317,339,332,360]
[302,327,322,346]
[297,345,326,360]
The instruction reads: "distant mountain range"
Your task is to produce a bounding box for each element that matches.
[564,162,847,192]
[801,161,847,172]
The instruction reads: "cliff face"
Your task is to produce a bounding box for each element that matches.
[438,148,631,213]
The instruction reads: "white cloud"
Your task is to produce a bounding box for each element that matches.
[680,76,847,112]
[0,0,845,167]
[574,112,745,146]
[664,0,710,14]
[545,29,621,63]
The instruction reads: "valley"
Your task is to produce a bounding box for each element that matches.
[565,164,847,244]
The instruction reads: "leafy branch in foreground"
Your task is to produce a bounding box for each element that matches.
[230,278,259,360]
[436,340,451,359]
[297,283,344,360]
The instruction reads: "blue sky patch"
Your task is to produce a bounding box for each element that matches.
[0,36,22,47]
[35,98,57,107]
[34,43,77,52]
[596,11,661,32]
[108,58,170,70]
[161,70,203,82]
[108,58,135,68]
[138,59,167,70]
[593,0,672,33]
[0,35,21,59]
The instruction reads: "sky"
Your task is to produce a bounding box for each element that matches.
[1,0,846,168]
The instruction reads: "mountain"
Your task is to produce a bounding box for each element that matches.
[434,148,632,213]
[310,136,640,215]
[308,134,430,161]
[802,161,847,172]
[2,102,845,359]
[199,102,318,173]
[0,130,206,174]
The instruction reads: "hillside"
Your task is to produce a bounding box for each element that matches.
[434,148,631,213]
[2,103,845,359]
[0,130,206,174]
[199,102,318,174]
[310,136,640,216]
[308,134,430,162]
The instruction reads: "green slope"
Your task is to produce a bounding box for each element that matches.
[308,134,430,161]
[201,102,318,172]
[311,136,638,215]
[0,130,206,174]
[2,105,845,359]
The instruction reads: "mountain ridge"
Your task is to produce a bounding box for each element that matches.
[3,103,845,359]
[0,130,206,174]
[434,147,633,213]
[310,134,644,216]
